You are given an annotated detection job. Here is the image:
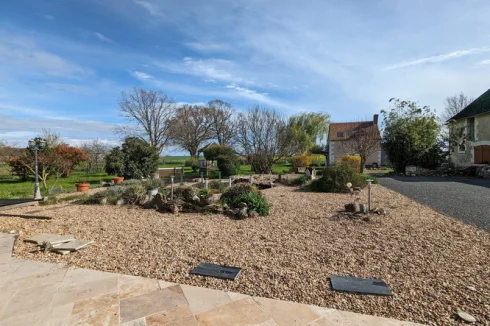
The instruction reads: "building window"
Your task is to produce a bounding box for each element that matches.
[458,142,466,153]
[337,132,344,137]
[467,117,475,141]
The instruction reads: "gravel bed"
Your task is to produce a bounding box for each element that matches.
[380,176,490,232]
[1,185,489,325]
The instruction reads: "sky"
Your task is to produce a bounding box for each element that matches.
[1,0,490,152]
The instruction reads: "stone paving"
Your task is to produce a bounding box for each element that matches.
[0,233,425,326]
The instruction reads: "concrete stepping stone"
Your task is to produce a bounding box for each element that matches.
[54,240,93,251]
[25,234,75,245]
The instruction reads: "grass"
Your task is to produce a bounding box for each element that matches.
[0,170,111,199]
[0,156,299,198]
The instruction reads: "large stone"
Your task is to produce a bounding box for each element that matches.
[344,203,359,213]
[54,239,93,251]
[456,310,477,323]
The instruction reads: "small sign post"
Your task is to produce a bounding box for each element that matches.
[170,175,175,199]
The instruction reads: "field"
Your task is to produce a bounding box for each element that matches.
[0,156,293,198]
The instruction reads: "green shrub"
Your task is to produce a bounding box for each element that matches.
[203,145,235,161]
[122,137,159,180]
[291,153,311,169]
[105,147,125,176]
[311,154,326,166]
[184,157,199,172]
[120,179,142,186]
[173,186,196,201]
[220,183,269,216]
[121,183,147,205]
[217,155,239,177]
[310,162,367,193]
[360,174,379,184]
[143,179,165,190]
[290,175,307,186]
[339,155,361,173]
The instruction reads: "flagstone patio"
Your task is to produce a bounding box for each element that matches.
[0,233,424,326]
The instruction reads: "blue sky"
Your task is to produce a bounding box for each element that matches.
[2,0,490,151]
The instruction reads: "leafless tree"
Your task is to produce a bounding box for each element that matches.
[207,99,236,146]
[117,87,175,154]
[169,105,214,157]
[339,122,380,171]
[234,106,302,174]
[80,139,110,173]
[40,128,62,147]
[442,93,474,122]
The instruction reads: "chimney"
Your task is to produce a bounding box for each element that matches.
[373,114,379,125]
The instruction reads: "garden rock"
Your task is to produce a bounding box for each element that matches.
[345,203,359,213]
[248,210,259,218]
[456,310,476,323]
[358,204,368,214]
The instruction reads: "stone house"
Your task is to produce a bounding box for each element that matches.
[449,89,490,166]
[327,115,382,166]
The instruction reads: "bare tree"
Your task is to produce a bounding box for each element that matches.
[40,128,62,147]
[235,106,302,174]
[169,105,214,157]
[117,87,175,154]
[339,122,380,171]
[207,99,237,146]
[443,93,474,122]
[80,139,110,173]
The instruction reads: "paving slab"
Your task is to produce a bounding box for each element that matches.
[54,239,93,251]
[0,232,427,326]
[25,234,75,245]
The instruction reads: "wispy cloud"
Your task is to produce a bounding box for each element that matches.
[134,0,164,17]
[94,32,113,43]
[131,70,154,80]
[183,42,230,52]
[43,14,54,20]
[385,47,490,70]
[476,59,490,65]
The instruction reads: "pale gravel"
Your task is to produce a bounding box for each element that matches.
[1,184,489,326]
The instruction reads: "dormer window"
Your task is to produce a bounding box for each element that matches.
[337,132,344,137]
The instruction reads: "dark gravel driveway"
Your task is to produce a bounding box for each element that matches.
[379,176,490,232]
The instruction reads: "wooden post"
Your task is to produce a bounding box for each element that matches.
[367,179,373,211]
[205,177,209,190]
[228,176,232,187]
[180,173,183,186]
[218,171,222,191]
[200,172,203,183]
[249,175,253,183]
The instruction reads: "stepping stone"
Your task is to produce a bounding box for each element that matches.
[330,275,392,296]
[25,234,75,245]
[190,263,242,280]
[53,250,71,255]
[54,239,93,251]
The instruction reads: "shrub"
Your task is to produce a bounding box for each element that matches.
[143,179,165,190]
[290,175,307,186]
[105,147,125,176]
[220,183,270,216]
[120,179,143,186]
[291,153,312,170]
[310,162,367,193]
[122,137,159,179]
[311,154,326,166]
[184,157,199,172]
[203,145,235,161]
[339,155,361,173]
[173,186,196,201]
[217,155,239,177]
[121,183,147,205]
[360,174,379,184]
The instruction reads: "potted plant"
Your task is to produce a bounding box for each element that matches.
[75,180,90,192]
[145,179,165,197]
[112,176,125,185]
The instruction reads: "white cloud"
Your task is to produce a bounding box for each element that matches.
[44,14,54,20]
[477,59,490,65]
[94,32,113,43]
[183,42,229,52]
[131,70,154,80]
[385,47,490,70]
[134,0,163,17]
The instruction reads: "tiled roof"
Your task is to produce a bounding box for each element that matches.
[450,88,490,121]
[328,121,378,141]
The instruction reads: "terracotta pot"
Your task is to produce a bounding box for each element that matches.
[76,183,90,192]
[113,176,124,184]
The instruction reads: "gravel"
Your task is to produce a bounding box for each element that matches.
[380,176,490,232]
[1,184,490,326]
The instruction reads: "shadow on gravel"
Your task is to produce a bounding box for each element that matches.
[378,176,490,189]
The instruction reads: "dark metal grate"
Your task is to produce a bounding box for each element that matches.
[330,275,392,296]
[190,263,242,280]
